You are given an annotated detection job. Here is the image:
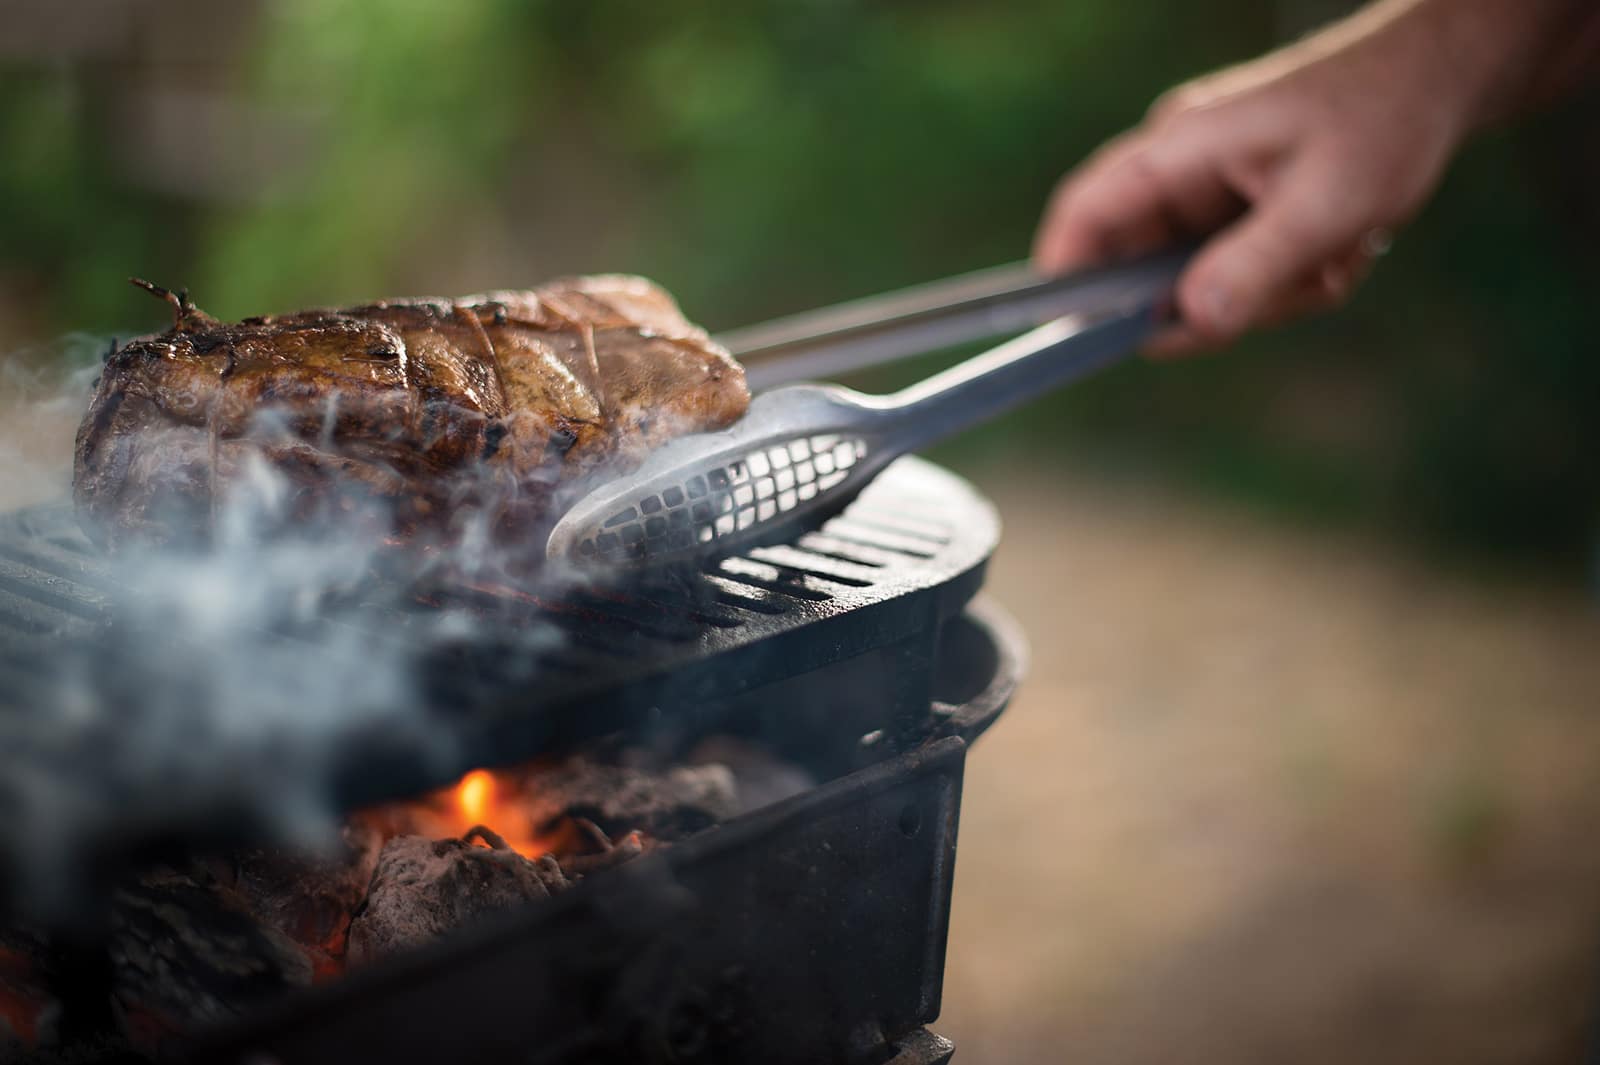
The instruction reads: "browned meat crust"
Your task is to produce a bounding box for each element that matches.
[73,276,747,551]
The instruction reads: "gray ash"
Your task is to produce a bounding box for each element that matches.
[346,834,571,966]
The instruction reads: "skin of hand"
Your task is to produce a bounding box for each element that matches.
[1033,0,1600,355]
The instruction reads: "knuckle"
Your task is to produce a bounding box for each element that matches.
[1068,136,1155,209]
[1116,141,1164,189]
[1086,129,1145,173]
[1147,83,1202,124]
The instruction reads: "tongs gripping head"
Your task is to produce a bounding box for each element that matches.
[546,386,883,568]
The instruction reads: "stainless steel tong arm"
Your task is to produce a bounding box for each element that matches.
[720,247,1192,392]
[547,246,1192,569]
[861,304,1158,455]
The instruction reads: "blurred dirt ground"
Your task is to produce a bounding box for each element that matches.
[938,464,1600,1064]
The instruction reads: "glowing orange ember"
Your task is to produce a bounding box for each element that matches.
[441,767,549,859]
[456,769,494,825]
[0,947,42,1047]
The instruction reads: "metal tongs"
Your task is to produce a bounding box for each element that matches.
[548,248,1191,569]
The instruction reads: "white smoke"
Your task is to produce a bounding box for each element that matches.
[0,335,103,511]
[0,340,573,917]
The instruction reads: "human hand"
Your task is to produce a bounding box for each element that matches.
[1033,2,1481,354]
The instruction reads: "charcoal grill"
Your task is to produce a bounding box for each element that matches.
[0,456,1025,1065]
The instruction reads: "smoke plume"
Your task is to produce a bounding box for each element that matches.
[0,339,571,918]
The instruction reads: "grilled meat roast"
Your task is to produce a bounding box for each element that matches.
[74,276,747,550]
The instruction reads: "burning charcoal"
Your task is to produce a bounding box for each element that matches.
[0,932,60,1055]
[558,820,650,878]
[216,816,384,976]
[345,834,571,966]
[108,866,314,1053]
[521,758,739,841]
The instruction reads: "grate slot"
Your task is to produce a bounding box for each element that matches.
[828,511,952,545]
[714,557,838,601]
[0,535,114,587]
[0,557,106,621]
[570,586,742,631]
[559,592,708,643]
[793,532,899,568]
[531,608,678,653]
[816,521,938,560]
[412,581,715,643]
[0,586,97,639]
[698,576,793,615]
[848,493,963,525]
[745,544,878,588]
[406,586,674,657]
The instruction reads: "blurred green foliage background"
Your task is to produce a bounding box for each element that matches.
[0,0,1595,575]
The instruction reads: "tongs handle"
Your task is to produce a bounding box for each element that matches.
[724,247,1194,392]
[882,304,1161,457]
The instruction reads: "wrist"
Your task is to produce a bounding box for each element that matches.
[1364,0,1597,133]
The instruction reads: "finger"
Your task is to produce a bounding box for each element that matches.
[1176,157,1371,340]
[1033,117,1247,275]
[1250,236,1382,328]
[1258,270,1355,326]
[1150,239,1379,357]
[1032,132,1152,272]
[1145,281,1332,358]
[1142,323,1211,358]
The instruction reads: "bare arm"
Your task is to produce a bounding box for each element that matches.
[1033,0,1600,354]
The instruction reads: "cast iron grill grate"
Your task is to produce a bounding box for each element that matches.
[0,457,998,866]
[0,459,976,661]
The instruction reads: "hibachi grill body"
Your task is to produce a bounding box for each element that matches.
[0,457,1023,1065]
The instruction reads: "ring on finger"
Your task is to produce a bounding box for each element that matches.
[1360,227,1393,258]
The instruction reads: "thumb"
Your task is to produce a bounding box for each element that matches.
[1177,160,1367,340]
